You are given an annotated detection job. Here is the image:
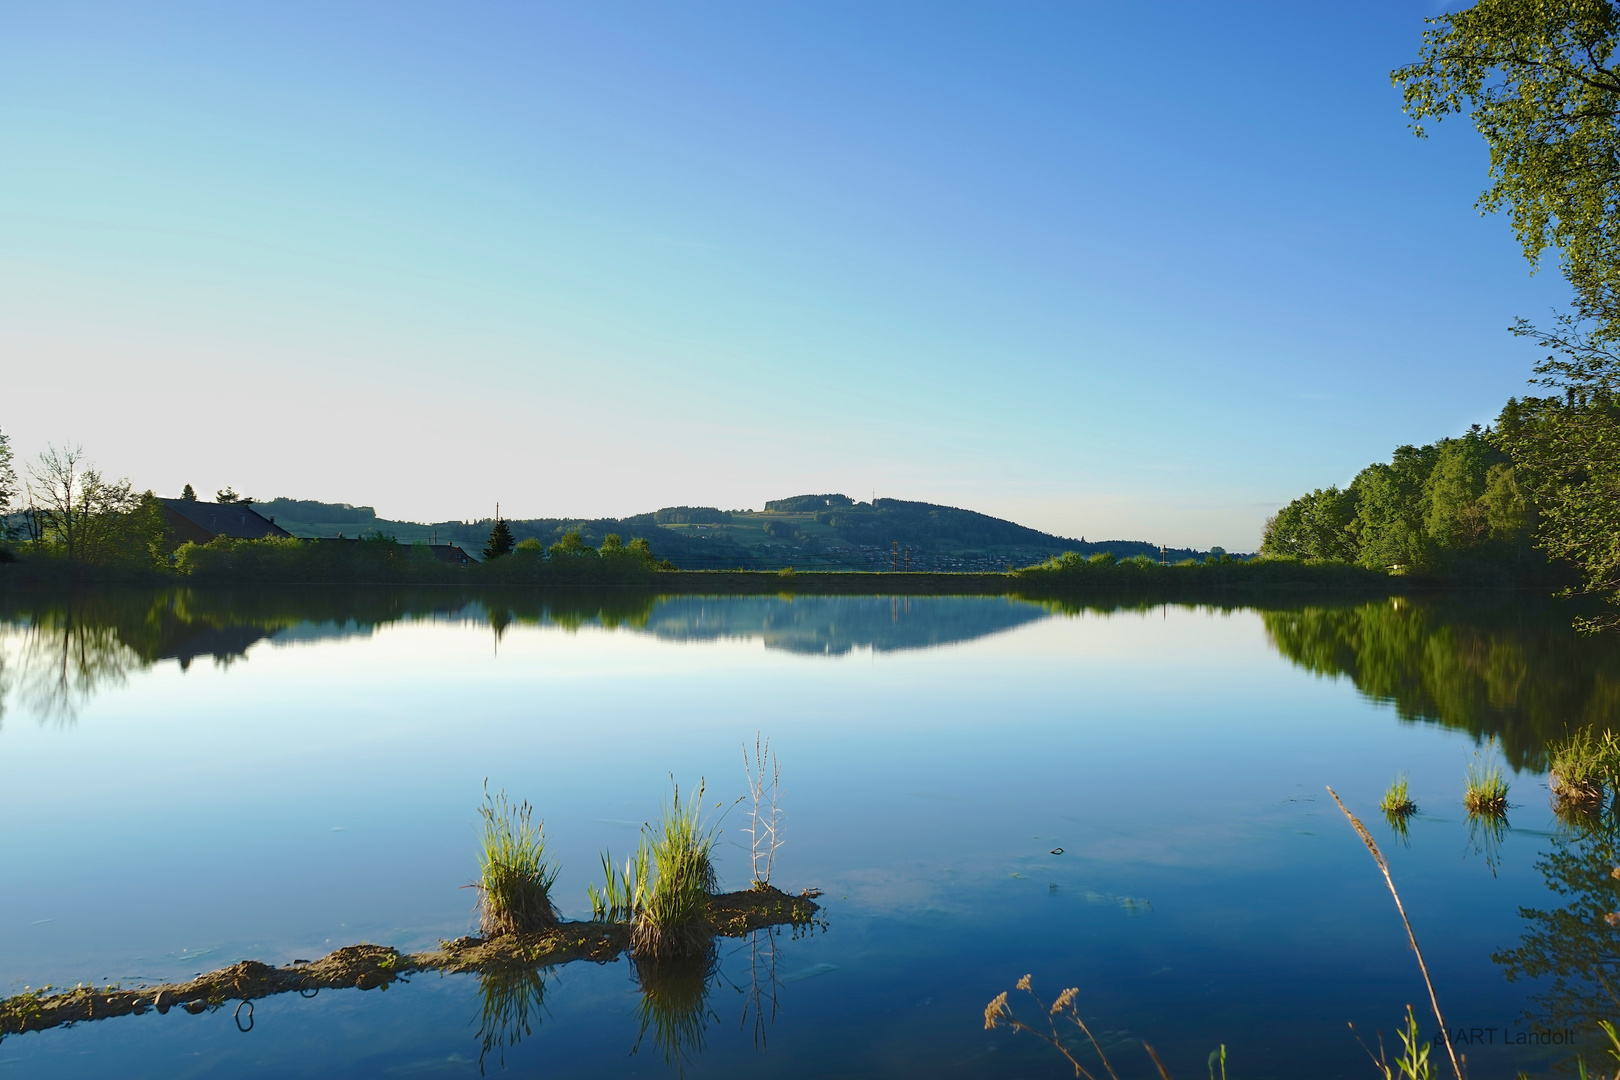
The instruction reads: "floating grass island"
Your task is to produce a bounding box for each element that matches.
[0,884,821,1040]
[3,761,814,1046]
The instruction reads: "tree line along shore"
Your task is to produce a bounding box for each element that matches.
[0,441,1566,595]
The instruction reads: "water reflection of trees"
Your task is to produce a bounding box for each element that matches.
[0,587,1067,725]
[1493,810,1620,1054]
[0,605,145,726]
[1262,596,1620,769]
[0,588,667,725]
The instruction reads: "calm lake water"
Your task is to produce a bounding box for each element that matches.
[0,587,1615,1078]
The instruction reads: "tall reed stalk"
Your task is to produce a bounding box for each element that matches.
[1326,786,1464,1080]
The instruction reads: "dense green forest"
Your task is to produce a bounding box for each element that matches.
[1261,424,1551,582]
[1256,0,1620,610]
[1341,0,1620,620]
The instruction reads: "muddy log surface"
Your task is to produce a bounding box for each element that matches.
[0,885,820,1040]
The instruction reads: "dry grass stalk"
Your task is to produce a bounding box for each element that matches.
[1326,786,1464,1080]
[983,974,1124,1080]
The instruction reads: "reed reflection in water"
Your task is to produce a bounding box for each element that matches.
[632,943,721,1074]
[475,965,553,1074]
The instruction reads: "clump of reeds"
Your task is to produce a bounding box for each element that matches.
[631,779,722,960]
[475,783,559,937]
[1379,773,1418,839]
[1548,726,1620,809]
[1463,747,1510,818]
[743,734,783,889]
[588,840,650,923]
[1380,774,1417,817]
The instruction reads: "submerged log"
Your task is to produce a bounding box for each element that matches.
[0,885,821,1040]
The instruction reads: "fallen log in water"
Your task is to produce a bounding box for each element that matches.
[0,885,821,1040]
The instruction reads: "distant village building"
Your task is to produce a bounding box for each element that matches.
[159,499,292,545]
[314,537,474,565]
[158,498,474,564]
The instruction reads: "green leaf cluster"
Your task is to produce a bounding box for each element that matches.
[1395,0,1620,338]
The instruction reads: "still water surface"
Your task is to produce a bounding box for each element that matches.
[0,588,1613,1078]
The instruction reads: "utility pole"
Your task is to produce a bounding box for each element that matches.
[891,541,898,572]
[904,547,910,572]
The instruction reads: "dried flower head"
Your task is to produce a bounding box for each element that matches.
[1051,987,1078,1014]
[1015,974,1032,991]
[1605,911,1620,928]
[984,992,1009,1030]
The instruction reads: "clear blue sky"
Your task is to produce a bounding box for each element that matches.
[0,2,1567,547]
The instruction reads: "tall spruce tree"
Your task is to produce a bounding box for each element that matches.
[484,512,515,560]
[180,483,197,501]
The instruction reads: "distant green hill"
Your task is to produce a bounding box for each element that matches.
[255,493,1230,570]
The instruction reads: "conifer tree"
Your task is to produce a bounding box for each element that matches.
[180,483,197,501]
[484,512,515,560]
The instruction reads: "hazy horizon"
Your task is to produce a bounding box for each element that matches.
[1,3,1564,549]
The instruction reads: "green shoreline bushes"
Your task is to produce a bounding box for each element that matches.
[167,529,665,585]
[1012,549,1393,589]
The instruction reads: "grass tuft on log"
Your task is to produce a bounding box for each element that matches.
[476,783,559,937]
[631,778,726,960]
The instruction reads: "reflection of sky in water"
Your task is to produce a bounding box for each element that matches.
[0,596,1593,1077]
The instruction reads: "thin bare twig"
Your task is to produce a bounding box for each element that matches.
[1327,785,1465,1080]
[742,734,783,886]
